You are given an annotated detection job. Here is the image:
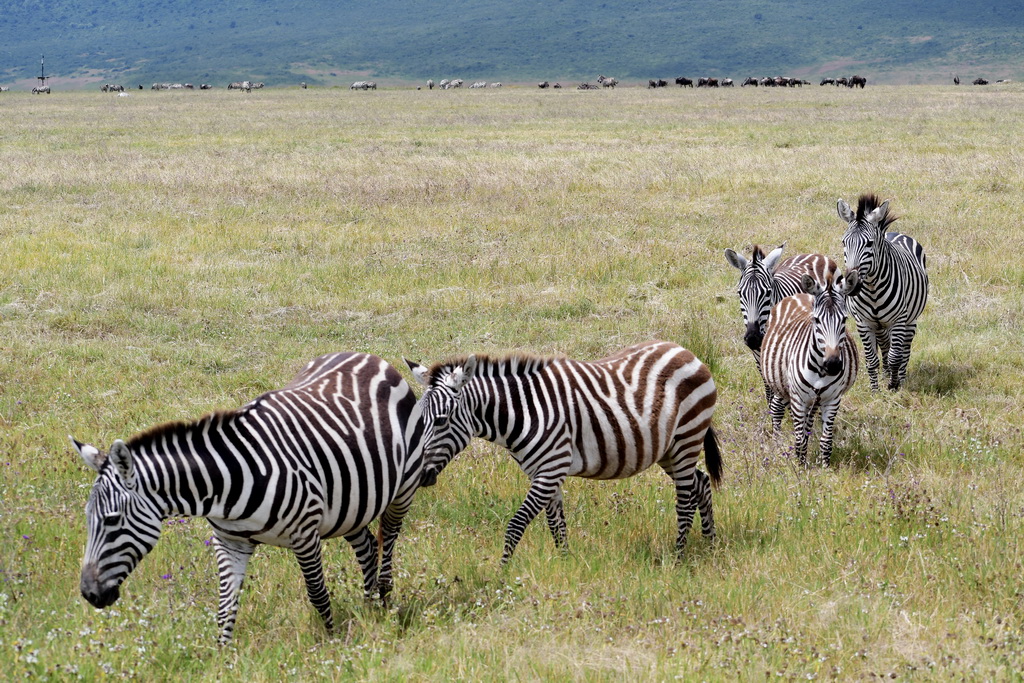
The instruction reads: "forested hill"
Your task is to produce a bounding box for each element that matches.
[2,0,1022,87]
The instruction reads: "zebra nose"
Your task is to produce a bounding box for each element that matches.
[81,579,120,609]
[823,357,843,376]
[743,323,763,351]
[420,468,439,488]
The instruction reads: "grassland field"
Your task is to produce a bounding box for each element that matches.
[1,84,1023,680]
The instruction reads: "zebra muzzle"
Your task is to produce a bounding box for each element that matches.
[81,580,120,609]
[420,467,439,488]
[823,356,843,376]
[743,323,764,352]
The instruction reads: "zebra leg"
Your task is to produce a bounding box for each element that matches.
[343,527,379,599]
[211,534,256,645]
[817,399,842,467]
[856,321,881,391]
[291,533,334,633]
[377,485,416,601]
[769,394,788,432]
[544,487,568,550]
[659,439,705,554]
[790,400,815,467]
[693,469,715,539]
[502,472,567,564]
[753,350,773,407]
[887,321,916,391]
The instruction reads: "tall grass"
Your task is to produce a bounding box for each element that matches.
[2,85,1023,679]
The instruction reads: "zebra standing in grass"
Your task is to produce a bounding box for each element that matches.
[837,195,928,391]
[762,272,859,466]
[406,341,720,563]
[724,244,837,405]
[72,352,425,644]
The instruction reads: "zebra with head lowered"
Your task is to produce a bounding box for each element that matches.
[837,195,927,391]
[762,272,859,467]
[406,340,721,563]
[724,244,837,405]
[72,352,426,644]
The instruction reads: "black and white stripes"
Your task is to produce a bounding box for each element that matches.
[72,352,425,643]
[838,195,928,391]
[407,341,721,562]
[725,243,838,404]
[762,273,860,466]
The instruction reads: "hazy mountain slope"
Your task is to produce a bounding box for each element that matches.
[2,0,1021,87]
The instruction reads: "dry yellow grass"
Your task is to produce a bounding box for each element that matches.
[1,84,1023,679]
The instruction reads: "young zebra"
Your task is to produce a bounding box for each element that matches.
[762,272,860,466]
[838,195,928,391]
[406,340,721,563]
[71,352,425,644]
[724,244,838,404]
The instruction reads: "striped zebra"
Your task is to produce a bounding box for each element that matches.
[406,341,721,563]
[71,352,425,644]
[837,195,928,391]
[724,244,837,404]
[762,272,859,466]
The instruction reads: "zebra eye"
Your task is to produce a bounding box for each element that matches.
[432,415,448,428]
[103,511,122,525]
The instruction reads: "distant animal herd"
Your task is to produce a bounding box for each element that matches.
[3,74,1013,93]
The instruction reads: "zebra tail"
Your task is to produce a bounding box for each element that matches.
[704,426,723,488]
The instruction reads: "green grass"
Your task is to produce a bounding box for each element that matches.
[2,85,1023,679]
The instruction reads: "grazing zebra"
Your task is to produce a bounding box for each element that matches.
[837,195,928,391]
[743,77,758,86]
[72,352,426,644]
[427,79,434,89]
[538,81,550,88]
[32,85,51,94]
[724,244,838,404]
[470,81,487,88]
[406,341,721,563]
[762,273,859,466]
[489,82,502,88]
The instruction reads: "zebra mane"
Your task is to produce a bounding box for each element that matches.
[856,194,898,230]
[125,410,240,450]
[427,353,555,385]
[750,245,767,261]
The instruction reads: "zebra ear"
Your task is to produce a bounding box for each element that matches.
[405,358,431,387]
[800,273,821,295]
[108,439,135,486]
[724,248,747,272]
[837,199,856,224]
[838,270,858,296]
[866,199,890,226]
[763,243,786,273]
[450,354,478,391]
[71,436,106,472]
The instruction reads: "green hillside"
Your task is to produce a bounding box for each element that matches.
[2,0,1022,87]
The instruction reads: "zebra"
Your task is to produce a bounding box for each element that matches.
[724,244,838,405]
[837,195,928,391]
[470,81,487,88]
[406,341,721,563]
[489,82,502,88]
[427,79,434,89]
[71,352,426,644]
[32,85,51,94]
[762,272,860,467]
[597,74,618,88]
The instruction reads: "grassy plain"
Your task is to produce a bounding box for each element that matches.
[1,84,1023,680]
